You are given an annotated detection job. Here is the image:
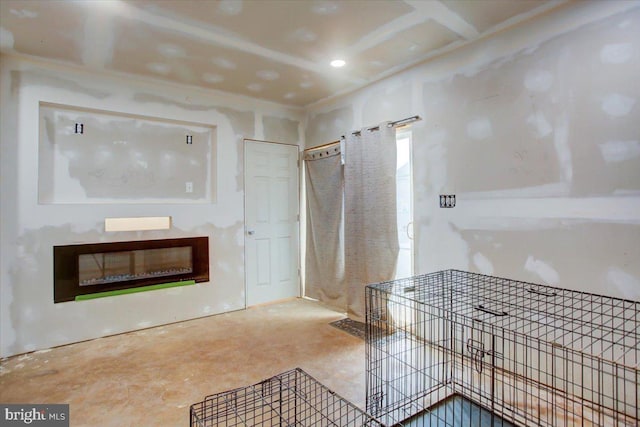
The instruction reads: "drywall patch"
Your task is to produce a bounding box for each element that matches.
[11,70,109,99]
[215,106,255,192]
[202,73,224,84]
[618,19,632,29]
[147,62,171,75]
[158,43,186,58]
[524,256,559,285]
[9,8,38,18]
[600,43,633,64]
[256,70,280,81]
[0,27,14,50]
[6,225,98,356]
[524,69,553,92]
[472,253,494,275]
[133,93,213,111]
[466,118,493,140]
[599,140,640,163]
[289,28,317,43]
[526,111,552,138]
[606,268,640,300]
[312,1,339,15]
[553,114,572,182]
[212,57,237,70]
[601,93,636,117]
[218,0,243,16]
[305,107,353,149]
[362,82,413,126]
[263,116,300,145]
[82,7,115,68]
[457,218,640,300]
[416,220,470,273]
[424,129,448,192]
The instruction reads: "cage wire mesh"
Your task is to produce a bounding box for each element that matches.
[366,270,639,427]
[190,368,384,426]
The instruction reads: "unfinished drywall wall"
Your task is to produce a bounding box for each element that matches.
[304,2,640,300]
[0,57,302,357]
[38,103,216,203]
[305,106,354,148]
[262,115,300,144]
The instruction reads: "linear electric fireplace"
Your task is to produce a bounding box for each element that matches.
[54,237,209,302]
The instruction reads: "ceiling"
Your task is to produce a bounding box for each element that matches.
[0,0,566,107]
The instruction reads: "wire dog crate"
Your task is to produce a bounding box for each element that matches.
[366,270,639,426]
[190,368,383,426]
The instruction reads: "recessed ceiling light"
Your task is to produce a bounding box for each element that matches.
[330,59,346,68]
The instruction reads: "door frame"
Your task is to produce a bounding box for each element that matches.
[243,138,301,308]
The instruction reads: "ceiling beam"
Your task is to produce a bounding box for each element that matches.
[345,10,430,57]
[117,1,365,85]
[404,0,479,39]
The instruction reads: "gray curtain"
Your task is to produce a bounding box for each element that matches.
[344,123,399,321]
[304,145,345,311]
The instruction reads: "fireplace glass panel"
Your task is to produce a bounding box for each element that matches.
[78,246,193,286]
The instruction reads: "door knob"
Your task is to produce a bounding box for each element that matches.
[247,230,255,236]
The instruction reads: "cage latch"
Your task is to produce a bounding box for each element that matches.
[261,379,277,397]
[370,308,384,322]
[527,287,557,297]
[475,305,508,317]
[466,338,500,374]
[367,391,384,415]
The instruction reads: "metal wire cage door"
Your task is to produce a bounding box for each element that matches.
[366,270,639,426]
[190,368,383,426]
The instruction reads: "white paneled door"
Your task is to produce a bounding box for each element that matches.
[245,140,300,306]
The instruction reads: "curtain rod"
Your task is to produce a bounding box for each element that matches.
[302,139,340,153]
[341,115,422,138]
[303,115,422,153]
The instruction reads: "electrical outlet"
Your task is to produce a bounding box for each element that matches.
[185,182,193,193]
[440,194,456,208]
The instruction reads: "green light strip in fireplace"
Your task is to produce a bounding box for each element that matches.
[74,280,196,301]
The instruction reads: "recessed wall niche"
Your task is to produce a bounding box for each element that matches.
[38,103,216,203]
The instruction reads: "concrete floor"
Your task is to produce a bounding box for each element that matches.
[0,299,366,426]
